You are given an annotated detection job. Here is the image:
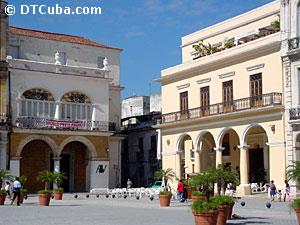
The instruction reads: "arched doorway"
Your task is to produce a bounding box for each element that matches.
[177,134,193,179]
[218,128,240,173]
[198,132,216,172]
[20,140,53,193]
[244,125,269,184]
[59,141,89,192]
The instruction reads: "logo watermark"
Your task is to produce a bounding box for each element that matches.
[5,4,102,16]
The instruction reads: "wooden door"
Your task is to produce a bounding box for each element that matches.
[250,74,262,107]
[200,86,210,116]
[180,91,189,119]
[223,80,233,113]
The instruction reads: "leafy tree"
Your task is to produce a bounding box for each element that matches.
[37,170,54,191]
[154,168,175,192]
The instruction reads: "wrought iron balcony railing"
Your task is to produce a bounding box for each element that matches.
[288,37,300,51]
[161,93,282,124]
[15,117,117,132]
[289,108,300,121]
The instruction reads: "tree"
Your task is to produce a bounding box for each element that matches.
[154,168,175,192]
[287,161,300,187]
[37,170,54,191]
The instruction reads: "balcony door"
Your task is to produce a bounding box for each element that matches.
[223,80,233,113]
[250,73,262,107]
[200,86,210,116]
[180,91,189,119]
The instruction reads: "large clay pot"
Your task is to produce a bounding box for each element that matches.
[295,208,300,225]
[54,192,63,200]
[38,193,51,206]
[187,188,194,199]
[159,194,172,207]
[227,202,235,219]
[216,205,228,225]
[0,193,6,205]
[193,211,218,225]
[192,195,205,203]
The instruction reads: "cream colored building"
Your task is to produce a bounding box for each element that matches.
[155,1,285,195]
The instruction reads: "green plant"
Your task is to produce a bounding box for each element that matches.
[287,161,300,188]
[154,168,175,192]
[252,34,261,40]
[192,200,219,214]
[159,191,172,195]
[37,190,52,194]
[271,20,280,30]
[291,199,300,209]
[211,195,234,205]
[19,175,27,188]
[53,187,64,193]
[20,188,28,195]
[0,189,6,195]
[224,38,235,49]
[53,171,67,189]
[0,169,12,183]
[192,191,204,196]
[214,165,239,194]
[37,170,54,191]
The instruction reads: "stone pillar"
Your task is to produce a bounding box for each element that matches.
[91,104,97,130]
[0,131,8,170]
[10,157,20,177]
[156,129,162,160]
[236,145,251,196]
[263,145,269,180]
[53,157,60,189]
[0,0,8,62]
[194,149,201,173]
[175,151,182,179]
[214,147,224,167]
[54,102,60,120]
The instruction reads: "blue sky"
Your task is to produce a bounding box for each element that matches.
[9,0,273,99]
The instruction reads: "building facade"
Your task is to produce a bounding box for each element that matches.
[281,0,300,193]
[156,1,285,195]
[121,95,161,187]
[6,27,123,192]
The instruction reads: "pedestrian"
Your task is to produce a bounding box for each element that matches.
[11,177,21,206]
[127,179,132,189]
[284,180,291,202]
[177,179,184,202]
[269,180,277,202]
[277,190,282,202]
[4,181,11,199]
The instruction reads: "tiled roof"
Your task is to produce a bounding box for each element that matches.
[9,26,122,51]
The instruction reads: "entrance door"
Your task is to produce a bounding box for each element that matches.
[223,80,233,113]
[60,154,70,192]
[200,86,210,116]
[250,74,262,107]
[249,148,264,183]
[180,91,189,120]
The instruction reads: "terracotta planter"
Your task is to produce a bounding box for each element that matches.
[159,194,172,207]
[216,205,228,225]
[295,208,300,225]
[192,195,205,203]
[187,188,193,199]
[227,202,235,219]
[193,211,218,225]
[38,193,51,206]
[0,193,6,205]
[54,192,63,200]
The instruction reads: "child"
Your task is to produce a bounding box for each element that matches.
[277,190,282,202]
[5,181,11,199]
[284,180,291,202]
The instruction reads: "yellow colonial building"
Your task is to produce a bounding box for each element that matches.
[155,1,285,195]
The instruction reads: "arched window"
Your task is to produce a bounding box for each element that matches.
[61,92,91,120]
[20,89,55,118]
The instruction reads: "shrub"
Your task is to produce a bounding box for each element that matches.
[37,190,52,195]
[0,189,6,195]
[53,188,64,193]
[291,199,300,209]
[192,200,219,213]
[159,191,172,196]
[211,195,234,205]
[192,191,204,196]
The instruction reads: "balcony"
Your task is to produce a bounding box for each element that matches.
[288,37,300,51]
[14,98,117,132]
[161,93,282,124]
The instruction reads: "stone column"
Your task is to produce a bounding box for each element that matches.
[91,104,97,130]
[194,149,201,173]
[263,145,269,180]
[237,145,251,196]
[156,129,162,160]
[175,151,182,179]
[54,101,60,120]
[10,157,21,177]
[214,147,224,167]
[53,157,61,189]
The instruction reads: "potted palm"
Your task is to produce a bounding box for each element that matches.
[287,161,300,224]
[0,189,6,205]
[211,195,234,225]
[0,169,11,205]
[37,170,54,206]
[17,175,27,204]
[190,175,206,202]
[53,171,67,200]
[154,168,175,207]
[192,200,219,225]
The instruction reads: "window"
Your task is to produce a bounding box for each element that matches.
[190,149,195,160]
[223,80,233,112]
[250,73,262,106]
[138,137,144,152]
[222,133,230,156]
[180,91,189,118]
[9,46,20,59]
[97,56,105,69]
[200,86,210,115]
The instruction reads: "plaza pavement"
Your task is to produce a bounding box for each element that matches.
[0,194,297,225]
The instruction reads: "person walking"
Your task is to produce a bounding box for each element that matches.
[177,179,184,202]
[284,180,291,202]
[269,180,277,202]
[11,177,21,206]
[4,181,11,199]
